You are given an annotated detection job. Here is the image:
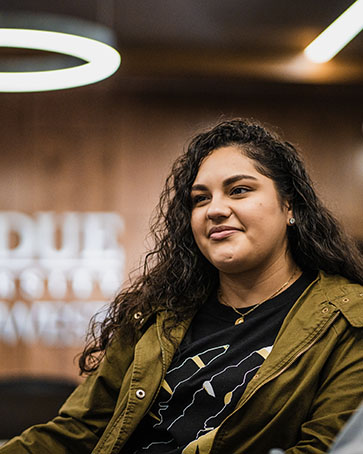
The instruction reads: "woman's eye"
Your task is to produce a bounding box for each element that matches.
[231,186,249,195]
[191,194,209,205]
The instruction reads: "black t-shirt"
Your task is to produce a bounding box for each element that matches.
[123,272,316,454]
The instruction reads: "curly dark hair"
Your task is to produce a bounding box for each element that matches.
[79,118,363,374]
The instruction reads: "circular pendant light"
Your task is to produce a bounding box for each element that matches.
[0,28,121,92]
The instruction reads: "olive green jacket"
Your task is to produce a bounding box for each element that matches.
[1,272,363,454]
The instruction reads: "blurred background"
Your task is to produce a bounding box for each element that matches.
[0,0,362,385]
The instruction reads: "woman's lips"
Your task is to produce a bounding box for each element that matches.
[209,226,240,240]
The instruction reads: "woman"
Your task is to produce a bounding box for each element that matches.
[2,119,363,454]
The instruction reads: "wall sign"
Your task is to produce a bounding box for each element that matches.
[0,211,125,346]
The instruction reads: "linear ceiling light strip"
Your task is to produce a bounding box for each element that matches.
[304,0,363,63]
[0,29,121,92]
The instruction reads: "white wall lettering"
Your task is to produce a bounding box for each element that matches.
[0,211,125,346]
[0,300,106,346]
[0,211,125,300]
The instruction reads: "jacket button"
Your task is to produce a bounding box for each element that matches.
[134,311,143,320]
[136,389,146,399]
[342,297,350,303]
[322,307,329,314]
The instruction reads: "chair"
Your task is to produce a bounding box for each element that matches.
[0,376,77,440]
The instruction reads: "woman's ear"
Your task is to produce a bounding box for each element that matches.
[284,201,295,226]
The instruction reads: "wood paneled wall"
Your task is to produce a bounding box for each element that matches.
[0,84,362,380]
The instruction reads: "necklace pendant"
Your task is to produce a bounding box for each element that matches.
[235,316,244,325]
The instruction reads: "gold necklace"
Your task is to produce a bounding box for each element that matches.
[218,268,298,326]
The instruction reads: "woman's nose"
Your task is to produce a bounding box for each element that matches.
[206,197,231,220]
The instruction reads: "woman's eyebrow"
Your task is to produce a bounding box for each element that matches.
[191,183,208,192]
[222,174,258,187]
[191,174,257,192]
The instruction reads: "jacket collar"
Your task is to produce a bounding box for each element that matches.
[317,271,363,327]
[274,270,363,335]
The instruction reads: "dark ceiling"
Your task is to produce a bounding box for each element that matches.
[1,0,363,88]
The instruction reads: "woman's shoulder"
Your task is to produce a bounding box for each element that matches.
[317,270,363,327]
[318,270,363,295]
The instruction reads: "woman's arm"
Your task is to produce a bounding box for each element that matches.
[0,337,134,454]
[285,326,363,454]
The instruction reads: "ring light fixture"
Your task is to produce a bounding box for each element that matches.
[0,28,121,92]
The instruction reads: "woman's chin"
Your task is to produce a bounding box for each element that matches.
[212,258,246,275]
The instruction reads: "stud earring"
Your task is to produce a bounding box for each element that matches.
[289,217,296,225]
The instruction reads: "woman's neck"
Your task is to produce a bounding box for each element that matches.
[218,258,301,309]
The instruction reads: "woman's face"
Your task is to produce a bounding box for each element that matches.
[190,146,293,276]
